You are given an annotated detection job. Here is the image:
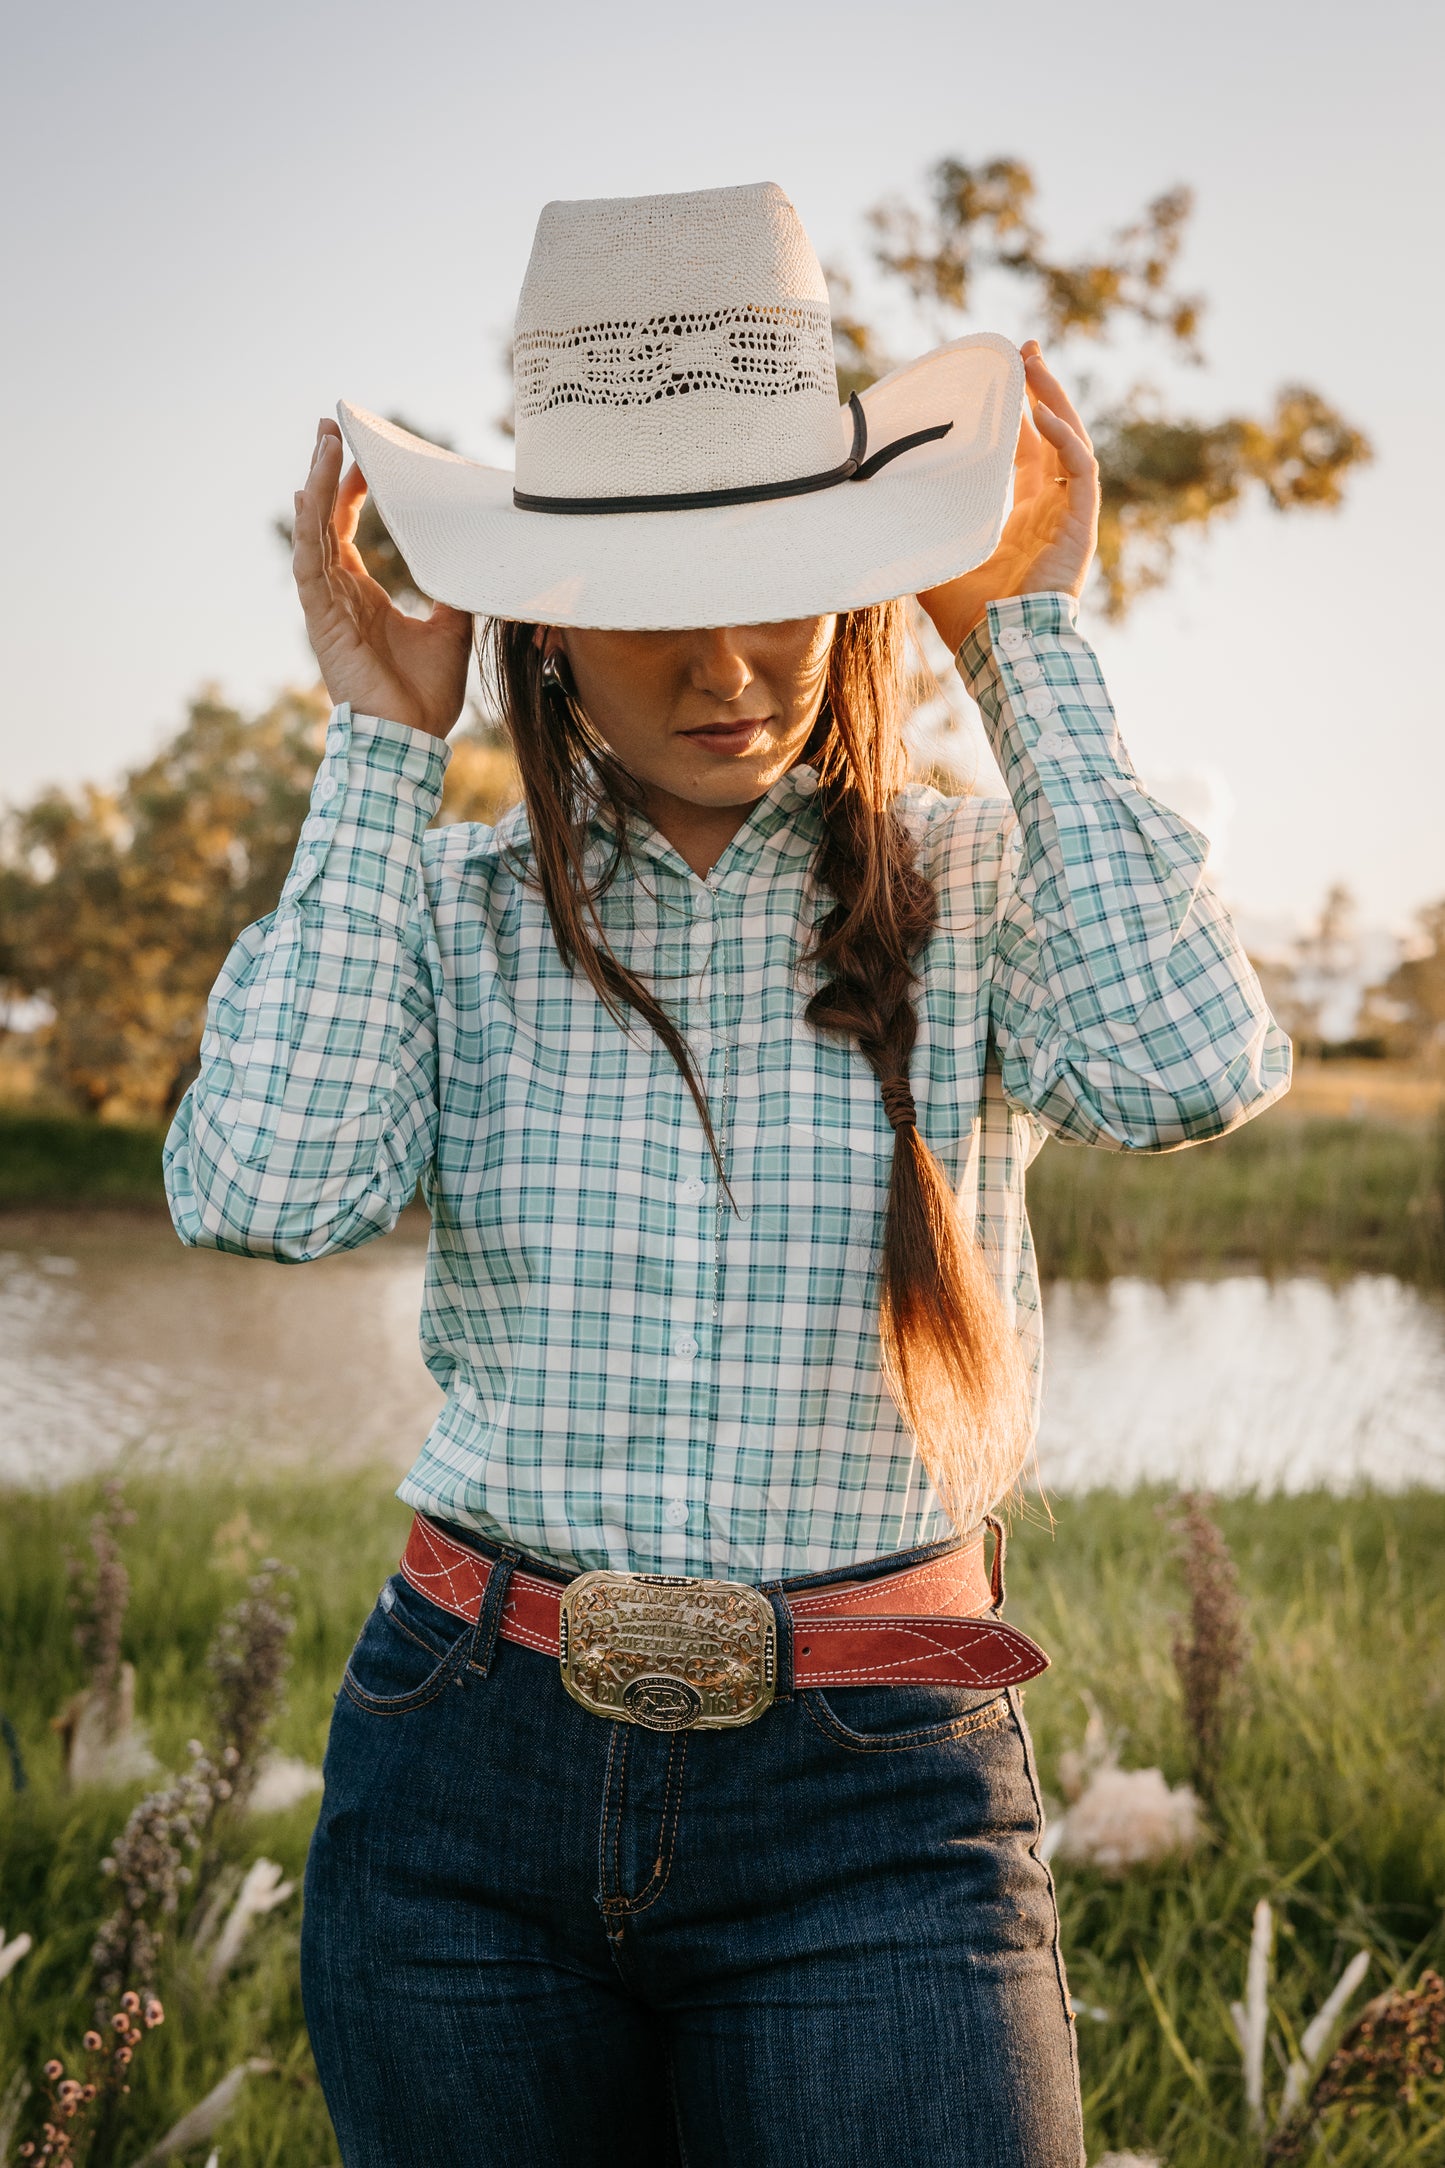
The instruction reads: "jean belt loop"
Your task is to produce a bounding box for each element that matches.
[984,1515,1007,1612]
[468,1546,521,1676]
[761,1582,794,1701]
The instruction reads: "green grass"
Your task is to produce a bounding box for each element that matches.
[2,1477,1443,2164]
[0,1113,169,1207]
[1028,1115,1445,1285]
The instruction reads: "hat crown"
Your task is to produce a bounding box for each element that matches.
[512,182,843,501]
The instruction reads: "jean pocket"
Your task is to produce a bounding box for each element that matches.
[341,1574,472,1715]
[803,1682,1010,1754]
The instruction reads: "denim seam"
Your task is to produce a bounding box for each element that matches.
[609,1734,689,1918]
[1009,1686,1086,2139]
[340,1642,466,1717]
[599,1722,627,1916]
[800,1689,1010,1756]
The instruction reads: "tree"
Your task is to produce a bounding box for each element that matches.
[0,686,518,1123]
[840,157,1370,615]
[1361,901,1445,1061]
[1,690,329,1122]
[1249,884,1371,1057]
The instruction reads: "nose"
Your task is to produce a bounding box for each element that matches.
[686,629,754,706]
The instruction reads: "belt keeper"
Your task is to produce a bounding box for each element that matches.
[762,1582,794,1701]
[469,1547,520,1676]
[985,1515,1007,1611]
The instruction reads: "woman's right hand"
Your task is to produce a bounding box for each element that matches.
[292,421,472,740]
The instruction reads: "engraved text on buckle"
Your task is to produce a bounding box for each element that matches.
[558,1571,777,1731]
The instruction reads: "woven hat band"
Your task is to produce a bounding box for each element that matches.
[513,395,954,516]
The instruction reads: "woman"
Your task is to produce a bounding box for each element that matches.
[165,183,1288,2166]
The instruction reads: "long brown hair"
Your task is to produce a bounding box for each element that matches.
[478,608,1032,1527]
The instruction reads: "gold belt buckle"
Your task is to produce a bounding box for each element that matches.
[558,1571,777,1731]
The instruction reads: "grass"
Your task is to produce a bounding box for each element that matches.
[1028,1112,1445,1284]
[1,1477,1443,2164]
[0,1113,170,1209]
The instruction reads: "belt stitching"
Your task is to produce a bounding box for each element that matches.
[403,1527,1000,1651]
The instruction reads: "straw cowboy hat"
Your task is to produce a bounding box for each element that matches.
[337,180,1026,630]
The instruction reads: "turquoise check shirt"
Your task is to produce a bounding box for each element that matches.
[165,594,1290,1576]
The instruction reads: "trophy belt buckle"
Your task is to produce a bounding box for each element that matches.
[558,1570,777,1732]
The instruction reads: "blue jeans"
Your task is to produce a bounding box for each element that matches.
[301,1524,1084,2167]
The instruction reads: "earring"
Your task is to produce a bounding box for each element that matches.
[541,650,569,695]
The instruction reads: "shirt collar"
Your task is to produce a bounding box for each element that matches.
[480,766,823,894]
[586,765,822,894]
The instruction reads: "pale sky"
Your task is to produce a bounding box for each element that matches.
[2,0,1440,927]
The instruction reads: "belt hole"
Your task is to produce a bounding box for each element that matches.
[800,1643,810,1654]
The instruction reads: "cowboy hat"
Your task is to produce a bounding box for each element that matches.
[337,181,1025,630]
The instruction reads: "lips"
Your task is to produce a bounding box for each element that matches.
[682,719,768,753]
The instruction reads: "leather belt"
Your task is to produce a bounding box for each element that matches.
[399,1513,1049,1706]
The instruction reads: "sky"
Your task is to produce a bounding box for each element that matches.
[2,0,1441,929]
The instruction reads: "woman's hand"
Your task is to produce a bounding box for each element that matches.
[292,422,472,740]
[917,343,1099,655]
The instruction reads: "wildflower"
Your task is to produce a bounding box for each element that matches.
[65,1481,135,1723]
[207,1563,296,1807]
[1168,1491,1249,1805]
[82,2033,101,2052]
[144,1995,164,2027]
[90,1744,227,2001]
[43,2064,62,2082]
[1267,1969,1445,2159]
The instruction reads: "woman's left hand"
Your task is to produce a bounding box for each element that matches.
[917,342,1099,654]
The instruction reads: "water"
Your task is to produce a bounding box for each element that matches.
[2,1213,1442,1494]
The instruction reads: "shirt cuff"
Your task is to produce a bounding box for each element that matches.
[956,593,1080,698]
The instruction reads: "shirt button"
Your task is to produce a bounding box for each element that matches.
[679,1177,706,1202]
[1013,657,1043,686]
[1025,688,1056,720]
[663,1499,690,1529]
[318,774,339,801]
[673,1335,699,1359]
[999,627,1030,657]
[298,855,318,879]
[1035,731,1067,757]
[791,767,819,797]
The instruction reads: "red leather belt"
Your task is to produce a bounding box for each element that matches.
[400,1512,1048,1698]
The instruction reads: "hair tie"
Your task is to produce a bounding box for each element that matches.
[879,1076,917,1132]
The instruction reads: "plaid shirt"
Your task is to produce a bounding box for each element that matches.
[165,595,1289,1576]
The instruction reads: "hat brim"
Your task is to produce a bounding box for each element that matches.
[336,334,1024,630]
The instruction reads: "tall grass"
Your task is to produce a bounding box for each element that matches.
[0,1116,169,1209]
[1028,1113,1444,1285]
[1,1477,1442,2163]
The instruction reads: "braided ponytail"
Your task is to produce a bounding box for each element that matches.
[479,606,1032,1529]
[802,605,1033,1527]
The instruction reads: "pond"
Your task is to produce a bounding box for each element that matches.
[2,1212,1442,1496]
